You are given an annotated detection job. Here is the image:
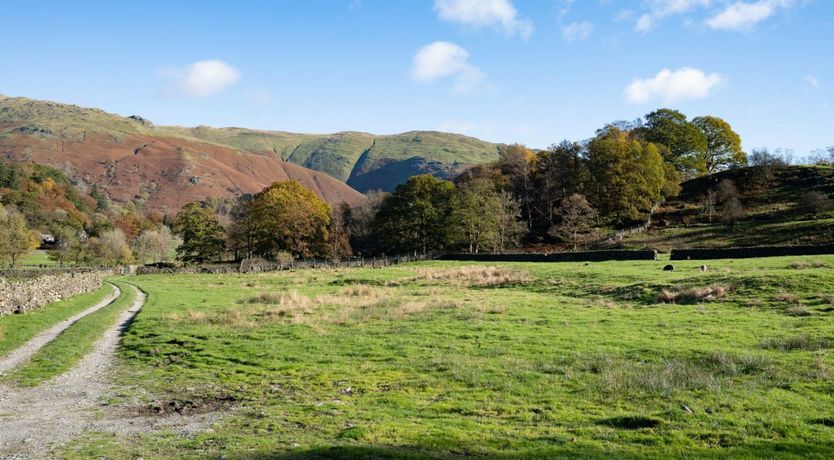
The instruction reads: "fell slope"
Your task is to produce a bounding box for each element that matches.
[621,165,834,250]
[0,96,363,212]
[160,127,501,192]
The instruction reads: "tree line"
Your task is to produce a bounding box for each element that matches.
[170,108,748,261]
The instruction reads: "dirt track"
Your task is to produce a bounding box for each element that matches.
[0,284,120,377]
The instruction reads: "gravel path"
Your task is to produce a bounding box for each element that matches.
[0,284,147,458]
[0,284,224,459]
[0,284,121,377]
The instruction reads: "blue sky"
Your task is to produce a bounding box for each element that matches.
[1,0,832,154]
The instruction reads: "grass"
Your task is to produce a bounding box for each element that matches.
[0,283,114,358]
[58,256,834,458]
[17,250,58,268]
[3,281,137,386]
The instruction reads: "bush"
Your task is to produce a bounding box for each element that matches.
[798,191,833,216]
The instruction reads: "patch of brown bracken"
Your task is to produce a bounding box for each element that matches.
[411,266,531,287]
[656,285,728,304]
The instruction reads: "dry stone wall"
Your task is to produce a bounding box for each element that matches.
[439,250,657,263]
[0,271,110,315]
[670,245,834,260]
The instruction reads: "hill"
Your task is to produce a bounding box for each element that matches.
[0,96,364,213]
[158,127,500,192]
[620,165,834,250]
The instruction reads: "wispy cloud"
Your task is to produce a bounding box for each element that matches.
[635,0,712,32]
[705,0,794,31]
[561,21,594,42]
[434,0,533,39]
[411,41,489,94]
[805,75,819,88]
[159,60,241,97]
[624,67,725,104]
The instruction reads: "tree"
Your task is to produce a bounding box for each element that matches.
[495,191,526,252]
[716,180,744,225]
[499,144,538,230]
[93,229,134,266]
[328,203,352,261]
[638,109,707,177]
[693,116,746,172]
[349,190,388,256]
[587,128,665,223]
[0,205,39,266]
[747,148,786,188]
[227,195,257,261]
[49,227,87,266]
[372,175,455,254]
[249,181,331,258]
[701,189,718,223]
[133,226,180,264]
[173,202,226,263]
[549,194,598,251]
[721,197,745,225]
[449,178,501,253]
[534,140,588,232]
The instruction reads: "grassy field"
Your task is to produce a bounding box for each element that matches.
[56,257,834,458]
[0,284,114,358]
[3,281,137,386]
[17,250,58,268]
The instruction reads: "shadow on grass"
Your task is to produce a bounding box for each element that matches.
[219,441,834,459]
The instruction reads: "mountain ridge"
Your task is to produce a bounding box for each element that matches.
[0,95,501,193]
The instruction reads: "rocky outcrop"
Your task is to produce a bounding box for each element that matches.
[0,271,111,315]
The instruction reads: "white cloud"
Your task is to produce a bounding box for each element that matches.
[636,14,654,32]
[434,0,533,39]
[411,41,488,94]
[161,60,241,97]
[624,67,725,104]
[805,75,819,87]
[636,0,712,32]
[706,0,793,31]
[561,21,594,42]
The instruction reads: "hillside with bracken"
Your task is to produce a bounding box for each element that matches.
[0,95,363,214]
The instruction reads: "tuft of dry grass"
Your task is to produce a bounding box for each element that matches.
[343,284,374,297]
[774,292,800,304]
[413,266,531,287]
[813,352,830,379]
[789,260,829,270]
[761,334,833,352]
[656,285,727,304]
[785,305,812,317]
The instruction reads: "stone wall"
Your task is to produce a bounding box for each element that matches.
[0,271,111,315]
[439,250,657,263]
[670,245,834,260]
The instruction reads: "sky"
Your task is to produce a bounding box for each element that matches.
[1,0,832,154]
